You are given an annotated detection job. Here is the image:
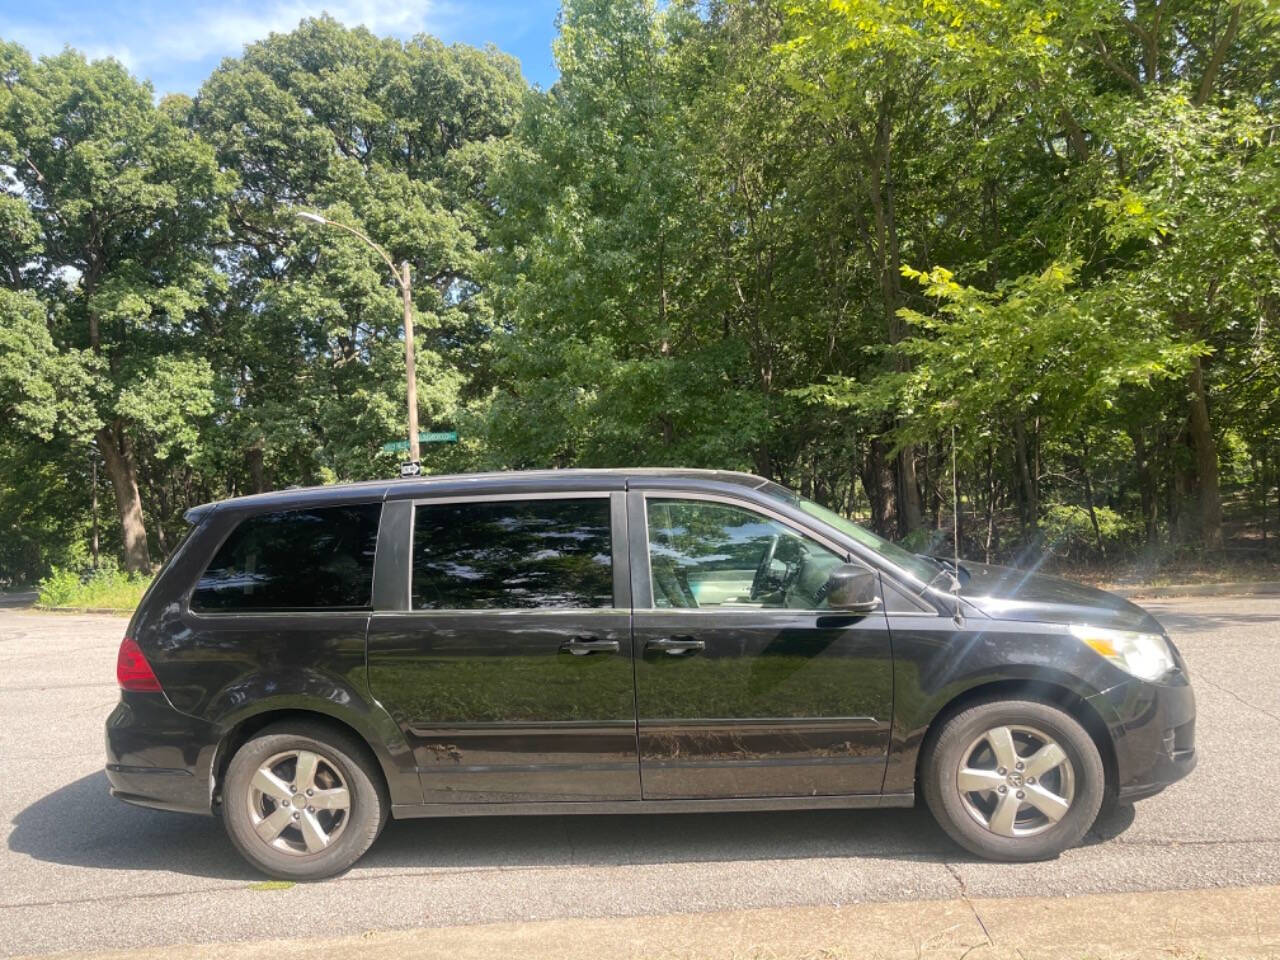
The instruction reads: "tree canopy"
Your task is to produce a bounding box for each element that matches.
[1,2,1277,583]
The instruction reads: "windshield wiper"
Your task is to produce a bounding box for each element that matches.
[918,553,963,593]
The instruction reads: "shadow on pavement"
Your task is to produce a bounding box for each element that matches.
[1084,800,1137,844]
[12,770,1140,878]
[9,771,257,881]
[366,805,955,872]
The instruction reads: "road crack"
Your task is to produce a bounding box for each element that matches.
[1194,674,1280,725]
[1111,835,1280,848]
[944,862,993,949]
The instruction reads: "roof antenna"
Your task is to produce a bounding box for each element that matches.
[951,425,965,627]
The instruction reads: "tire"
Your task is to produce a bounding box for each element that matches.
[222,721,388,880]
[922,698,1104,862]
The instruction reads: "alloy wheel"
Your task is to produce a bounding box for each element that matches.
[246,749,351,855]
[956,724,1075,838]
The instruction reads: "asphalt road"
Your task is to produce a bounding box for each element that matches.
[3,597,1278,957]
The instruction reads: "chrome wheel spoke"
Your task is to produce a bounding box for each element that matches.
[309,786,349,812]
[1023,783,1070,822]
[1023,742,1067,780]
[253,804,293,843]
[959,723,1077,839]
[293,750,320,793]
[957,767,1005,793]
[987,791,1022,837]
[298,810,330,853]
[985,726,1019,771]
[251,767,292,802]
[247,748,350,856]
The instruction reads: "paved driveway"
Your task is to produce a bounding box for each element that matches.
[3,598,1278,957]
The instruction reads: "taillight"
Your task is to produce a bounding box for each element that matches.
[116,637,162,692]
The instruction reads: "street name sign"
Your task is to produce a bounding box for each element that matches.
[381,430,458,454]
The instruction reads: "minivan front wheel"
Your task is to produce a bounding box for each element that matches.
[922,698,1104,861]
[222,722,387,880]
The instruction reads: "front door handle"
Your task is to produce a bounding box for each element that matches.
[646,637,705,656]
[560,637,620,656]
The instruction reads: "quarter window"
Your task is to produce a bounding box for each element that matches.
[646,499,844,610]
[412,498,614,610]
[192,504,382,612]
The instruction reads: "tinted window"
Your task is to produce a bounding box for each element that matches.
[192,504,382,611]
[759,480,937,588]
[412,498,613,610]
[647,499,843,610]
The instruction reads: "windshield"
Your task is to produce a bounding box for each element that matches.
[758,481,939,588]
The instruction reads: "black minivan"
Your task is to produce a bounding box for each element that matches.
[106,469,1196,879]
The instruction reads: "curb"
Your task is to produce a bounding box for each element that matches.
[1109,580,1280,599]
[18,884,1280,960]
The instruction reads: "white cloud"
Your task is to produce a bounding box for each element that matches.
[2,0,451,92]
[138,0,443,65]
[0,19,138,70]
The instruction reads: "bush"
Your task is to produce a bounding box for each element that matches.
[1040,503,1140,560]
[37,564,152,612]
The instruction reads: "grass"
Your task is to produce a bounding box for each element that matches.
[36,566,153,613]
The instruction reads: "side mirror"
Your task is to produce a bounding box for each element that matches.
[824,563,881,613]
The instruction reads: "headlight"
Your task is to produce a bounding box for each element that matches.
[1069,624,1176,682]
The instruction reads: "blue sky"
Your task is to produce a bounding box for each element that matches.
[0,0,563,93]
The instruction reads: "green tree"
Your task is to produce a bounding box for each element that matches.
[0,45,230,571]
[784,0,1278,549]
[192,17,524,489]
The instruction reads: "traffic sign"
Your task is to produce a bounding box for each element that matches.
[381,431,458,454]
[399,461,422,477]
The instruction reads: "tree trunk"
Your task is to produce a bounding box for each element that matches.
[247,441,268,494]
[924,445,943,528]
[1172,432,1197,543]
[984,445,997,563]
[896,448,922,537]
[865,90,923,538]
[1263,448,1270,548]
[1186,356,1224,549]
[96,422,151,574]
[1081,436,1106,558]
[754,443,771,481]
[90,455,99,570]
[860,438,898,538]
[1012,414,1038,530]
[1128,425,1159,545]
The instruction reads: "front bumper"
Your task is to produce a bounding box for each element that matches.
[1090,672,1197,801]
[104,693,220,815]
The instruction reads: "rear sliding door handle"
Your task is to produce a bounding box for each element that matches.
[646,637,705,656]
[560,637,621,656]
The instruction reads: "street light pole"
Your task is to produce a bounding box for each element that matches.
[297,211,420,465]
[399,259,420,463]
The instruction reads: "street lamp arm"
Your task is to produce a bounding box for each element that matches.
[304,215,405,289]
[296,208,420,466]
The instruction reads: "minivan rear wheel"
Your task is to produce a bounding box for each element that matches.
[922,698,1104,861]
[222,722,387,880]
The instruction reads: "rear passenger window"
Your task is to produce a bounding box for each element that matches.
[192,504,382,612]
[412,498,613,610]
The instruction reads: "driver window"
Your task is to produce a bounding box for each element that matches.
[646,498,844,610]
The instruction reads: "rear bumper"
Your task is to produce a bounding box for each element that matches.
[106,765,207,813]
[1092,673,1197,801]
[104,693,219,816]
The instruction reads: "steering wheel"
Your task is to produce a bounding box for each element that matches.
[750,534,781,601]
